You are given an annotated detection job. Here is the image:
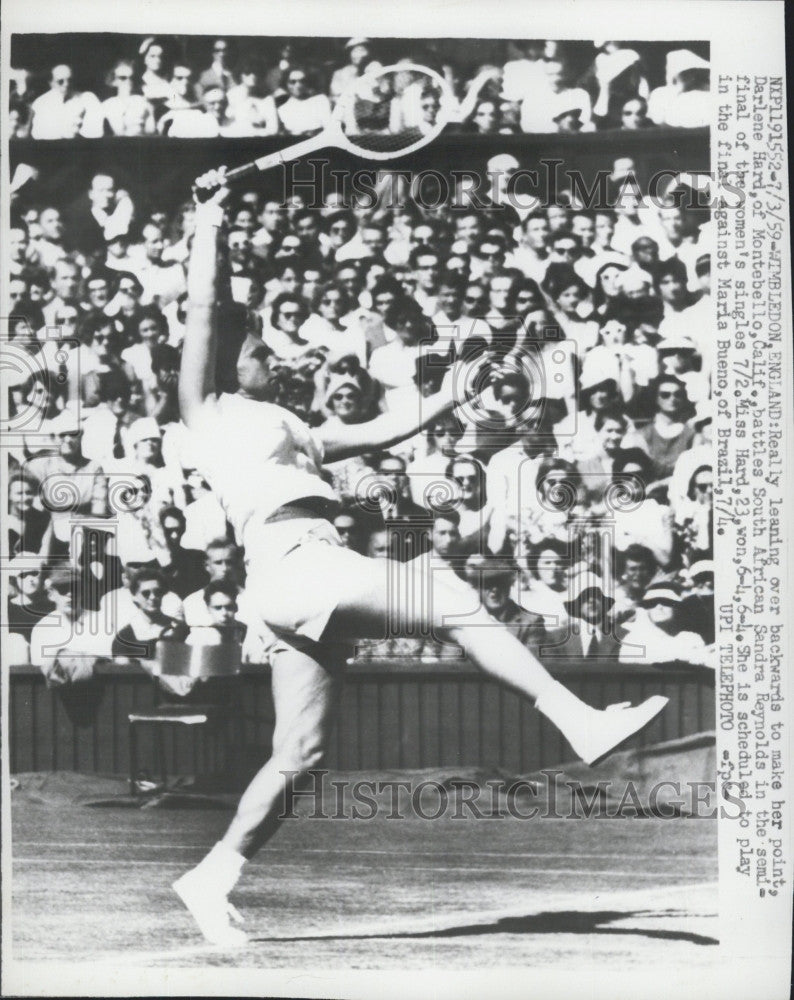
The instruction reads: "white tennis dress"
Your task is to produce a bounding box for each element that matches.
[190,392,377,642]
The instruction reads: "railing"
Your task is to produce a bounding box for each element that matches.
[9,659,715,785]
[8,128,709,209]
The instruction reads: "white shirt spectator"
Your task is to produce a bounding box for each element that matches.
[30,88,103,139]
[278,94,332,135]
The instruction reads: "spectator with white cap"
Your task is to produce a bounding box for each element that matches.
[589,45,648,128]
[656,333,709,405]
[619,581,713,667]
[330,38,374,104]
[520,55,592,133]
[648,49,710,128]
[26,410,109,552]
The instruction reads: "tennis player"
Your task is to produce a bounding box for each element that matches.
[173,169,667,945]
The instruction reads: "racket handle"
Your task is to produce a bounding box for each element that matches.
[225,133,330,183]
[225,162,259,183]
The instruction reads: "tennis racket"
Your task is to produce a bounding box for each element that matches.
[225,63,454,183]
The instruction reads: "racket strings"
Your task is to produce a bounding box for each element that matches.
[339,68,447,155]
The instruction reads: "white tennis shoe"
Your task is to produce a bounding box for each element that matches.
[579,696,669,766]
[173,870,249,947]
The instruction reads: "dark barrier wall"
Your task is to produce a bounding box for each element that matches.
[10,661,715,784]
[10,128,709,223]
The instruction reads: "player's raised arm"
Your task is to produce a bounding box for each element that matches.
[179,168,230,427]
[319,356,480,462]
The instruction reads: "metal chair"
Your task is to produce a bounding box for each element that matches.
[128,640,242,798]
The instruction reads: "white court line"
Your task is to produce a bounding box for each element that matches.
[12,858,706,878]
[14,842,715,861]
[42,880,720,968]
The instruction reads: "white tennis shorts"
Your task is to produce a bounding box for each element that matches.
[243,517,384,643]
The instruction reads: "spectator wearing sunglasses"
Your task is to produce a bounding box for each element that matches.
[277,65,332,136]
[101,59,155,136]
[29,63,102,139]
[111,567,188,660]
[637,374,695,480]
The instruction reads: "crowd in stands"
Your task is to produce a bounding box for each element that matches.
[5,40,714,686]
[9,37,710,139]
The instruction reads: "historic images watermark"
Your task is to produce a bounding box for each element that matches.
[281,159,745,213]
[277,769,746,821]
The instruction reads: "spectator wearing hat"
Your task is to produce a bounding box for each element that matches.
[648,49,710,128]
[619,582,713,668]
[656,334,709,405]
[111,567,188,661]
[541,573,622,664]
[26,410,109,550]
[465,555,545,651]
[589,45,648,128]
[7,553,55,645]
[30,567,111,680]
[520,56,591,133]
[637,374,696,480]
[29,63,102,139]
[680,560,715,644]
[330,38,373,104]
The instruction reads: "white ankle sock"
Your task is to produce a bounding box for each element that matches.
[194,842,246,896]
[535,680,593,758]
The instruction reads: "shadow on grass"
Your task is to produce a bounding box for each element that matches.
[255,909,718,946]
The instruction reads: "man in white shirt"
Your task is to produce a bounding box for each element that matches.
[30,64,102,139]
[132,222,187,307]
[41,259,81,328]
[30,568,111,680]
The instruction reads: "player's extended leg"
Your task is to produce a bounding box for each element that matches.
[324,557,667,766]
[173,639,343,946]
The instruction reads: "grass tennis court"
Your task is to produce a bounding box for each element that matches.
[10,775,718,971]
